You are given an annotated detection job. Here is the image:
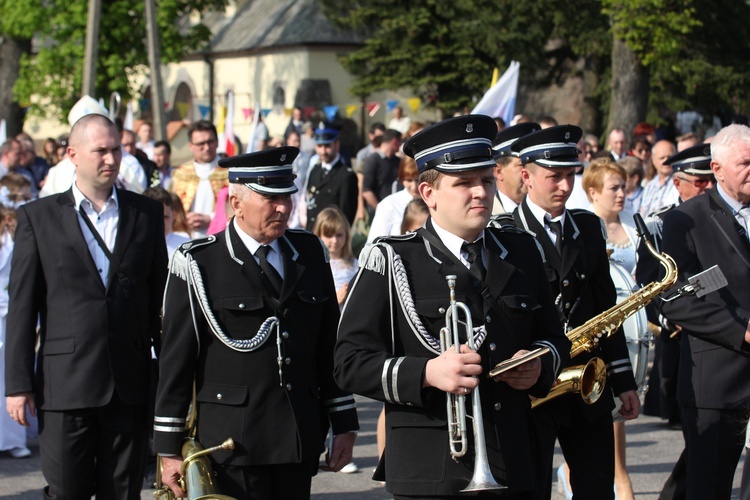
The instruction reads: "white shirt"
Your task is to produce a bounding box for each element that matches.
[716,183,750,239]
[525,197,568,247]
[366,189,415,244]
[639,174,679,217]
[431,219,486,271]
[72,182,119,286]
[39,158,75,197]
[232,218,285,279]
[190,157,221,238]
[119,152,147,193]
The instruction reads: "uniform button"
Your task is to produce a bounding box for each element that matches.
[216,393,222,400]
[439,307,446,314]
[489,343,497,351]
[238,303,245,309]
[285,383,292,391]
[521,302,527,308]
[493,402,502,411]
[562,279,569,287]
[485,315,491,323]
[285,357,291,365]
[565,302,571,309]
[282,331,289,339]
[580,274,586,280]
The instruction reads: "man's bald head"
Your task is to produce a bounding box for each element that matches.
[69,114,117,148]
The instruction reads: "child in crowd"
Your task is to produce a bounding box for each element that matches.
[399,198,429,234]
[143,187,189,258]
[169,192,191,239]
[313,207,358,308]
[0,173,31,458]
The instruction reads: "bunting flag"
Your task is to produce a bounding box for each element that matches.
[245,103,261,154]
[471,60,520,126]
[176,102,190,119]
[345,104,358,118]
[284,108,292,116]
[324,105,339,123]
[223,90,235,157]
[242,108,253,120]
[407,97,421,113]
[164,102,170,111]
[386,100,399,112]
[366,102,381,117]
[198,104,211,119]
[123,103,134,131]
[139,98,151,111]
[0,119,6,144]
[261,108,271,118]
[303,106,316,119]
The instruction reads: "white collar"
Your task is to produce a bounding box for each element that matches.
[496,190,519,211]
[525,196,566,227]
[431,219,484,262]
[232,218,281,257]
[72,182,118,212]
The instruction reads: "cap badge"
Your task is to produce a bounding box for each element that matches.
[564,132,570,140]
[703,146,711,155]
[466,123,473,133]
[280,154,286,162]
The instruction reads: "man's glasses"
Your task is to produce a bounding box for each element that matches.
[190,139,218,148]
[675,175,714,187]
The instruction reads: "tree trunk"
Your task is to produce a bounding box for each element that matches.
[580,55,604,139]
[607,35,649,141]
[0,36,31,137]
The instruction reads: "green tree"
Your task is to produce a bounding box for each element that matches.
[1,0,226,127]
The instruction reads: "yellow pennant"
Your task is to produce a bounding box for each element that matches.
[345,104,358,118]
[407,97,421,113]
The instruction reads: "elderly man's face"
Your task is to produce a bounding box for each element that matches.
[712,139,750,205]
[231,188,292,244]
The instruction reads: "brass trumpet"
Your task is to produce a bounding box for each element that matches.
[439,275,506,493]
[531,357,607,408]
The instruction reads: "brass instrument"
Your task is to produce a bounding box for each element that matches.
[530,357,607,408]
[154,387,237,500]
[439,275,506,493]
[566,214,677,359]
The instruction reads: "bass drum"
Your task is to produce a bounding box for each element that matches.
[609,261,652,421]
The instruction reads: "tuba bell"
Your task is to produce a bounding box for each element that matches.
[154,386,237,500]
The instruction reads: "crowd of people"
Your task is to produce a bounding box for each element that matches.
[0,96,749,500]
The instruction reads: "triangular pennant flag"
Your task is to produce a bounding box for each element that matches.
[242,108,253,120]
[366,102,381,117]
[163,102,170,111]
[176,102,189,119]
[303,106,316,119]
[284,108,292,117]
[261,108,271,118]
[324,105,339,123]
[386,100,399,113]
[407,97,421,113]
[0,119,6,144]
[198,105,211,119]
[345,104,358,118]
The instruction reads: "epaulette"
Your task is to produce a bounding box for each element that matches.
[169,235,217,281]
[648,204,675,218]
[488,213,515,229]
[373,232,418,244]
[359,242,389,275]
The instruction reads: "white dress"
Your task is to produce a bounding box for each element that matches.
[0,229,27,451]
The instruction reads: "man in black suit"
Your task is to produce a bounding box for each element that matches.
[335,115,570,498]
[502,125,639,499]
[659,124,750,499]
[5,113,168,499]
[304,123,358,229]
[155,147,358,499]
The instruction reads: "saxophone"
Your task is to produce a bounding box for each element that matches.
[533,213,677,407]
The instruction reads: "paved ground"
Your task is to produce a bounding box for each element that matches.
[1,396,744,499]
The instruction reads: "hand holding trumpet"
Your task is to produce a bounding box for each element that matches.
[424,343,482,394]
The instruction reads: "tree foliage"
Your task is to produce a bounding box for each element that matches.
[322,0,750,128]
[5,0,226,121]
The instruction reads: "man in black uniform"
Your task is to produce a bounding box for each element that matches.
[305,122,358,229]
[638,144,715,434]
[334,115,571,499]
[490,122,541,215]
[155,147,359,499]
[501,125,640,499]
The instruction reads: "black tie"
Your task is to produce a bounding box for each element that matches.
[256,245,283,296]
[547,219,563,254]
[462,241,486,282]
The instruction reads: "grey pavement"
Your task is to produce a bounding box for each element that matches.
[0,394,744,499]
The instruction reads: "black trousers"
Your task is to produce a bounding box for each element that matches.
[533,400,615,500]
[660,406,746,500]
[213,457,317,500]
[38,393,148,500]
